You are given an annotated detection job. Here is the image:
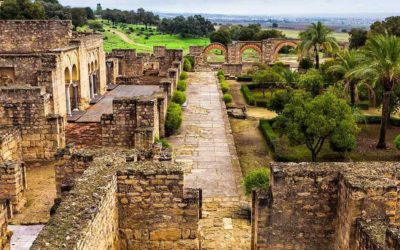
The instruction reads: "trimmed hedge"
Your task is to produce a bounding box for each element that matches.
[237,75,253,82]
[172,91,187,105]
[241,84,255,105]
[243,168,270,195]
[259,119,278,153]
[355,100,370,110]
[223,93,233,103]
[177,80,187,92]
[166,103,183,136]
[217,69,225,77]
[356,115,400,126]
[221,81,229,93]
[218,74,225,82]
[180,72,188,80]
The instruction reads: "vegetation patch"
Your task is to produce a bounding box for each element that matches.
[243,168,270,195]
[165,103,183,136]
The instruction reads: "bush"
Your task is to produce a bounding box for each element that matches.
[268,89,291,114]
[241,84,255,105]
[177,80,188,92]
[221,81,229,93]
[172,91,187,105]
[299,57,314,70]
[356,115,400,126]
[243,168,270,195]
[223,93,233,104]
[356,100,370,110]
[237,75,253,82]
[165,103,183,136]
[394,135,400,150]
[183,58,192,72]
[155,138,171,149]
[180,72,188,80]
[298,69,324,97]
[217,70,225,77]
[259,119,278,153]
[218,74,225,82]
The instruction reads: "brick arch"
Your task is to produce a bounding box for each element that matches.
[203,43,228,62]
[239,44,262,62]
[272,41,299,62]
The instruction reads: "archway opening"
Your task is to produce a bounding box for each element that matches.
[64,68,72,116]
[276,45,297,64]
[241,48,261,63]
[71,65,79,111]
[206,49,226,63]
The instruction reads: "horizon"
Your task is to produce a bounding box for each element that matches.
[59,0,400,17]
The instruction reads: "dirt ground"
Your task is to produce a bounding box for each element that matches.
[11,161,60,225]
[227,79,275,176]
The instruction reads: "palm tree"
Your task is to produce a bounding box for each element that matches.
[298,22,339,69]
[328,50,361,107]
[352,35,400,149]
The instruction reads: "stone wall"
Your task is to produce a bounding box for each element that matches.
[0,86,65,161]
[355,219,386,250]
[101,97,159,150]
[117,162,201,250]
[0,202,11,250]
[107,49,144,77]
[0,126,21,162]
[0,20,72,53]
[222,64,243,76]
[252,162,400,250]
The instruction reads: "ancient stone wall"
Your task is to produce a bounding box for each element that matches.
[117,163,201,250]
[108,49,144,77]
[0,126,21,162]
[0,20,72,53]
[0,86,65,161]
[101,97,159,150]
[355,219,386,250]
[0,202,11,250]
[252,162,400,250]
[222,64,243,76]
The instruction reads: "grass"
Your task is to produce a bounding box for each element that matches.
[277,28,349,42]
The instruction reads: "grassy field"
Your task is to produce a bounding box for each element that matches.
[277,28,349,42]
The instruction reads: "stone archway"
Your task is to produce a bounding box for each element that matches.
[203,43,228,63]
[239,43,262,63]
[271,41,299,62]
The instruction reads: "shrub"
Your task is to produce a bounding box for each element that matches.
[218,74,225,82]
[259,119,278,153]
[221,81,229,93]
[356,100,370,110]
[243,168,270,195]
[165,103,183,136]
[223,93,233,104]
[394,135,400,150]
[172,91,187,105]
[299,57,314,70]
[155,138,171,149]
[183,58,192,72]
[237,75,253,82]
[180,72,188,80]
[298,69,324,97]
[268,89,290,114]
[217,70,225,77]
[177,80,188,92]
[241,84,255,105]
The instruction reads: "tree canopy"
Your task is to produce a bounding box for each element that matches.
[158,15,215,38]
[0,0,45,19]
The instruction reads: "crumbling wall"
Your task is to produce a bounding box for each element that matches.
[108,49,144,77]
[117,163,200,250]
[0,20,72,53]
[0,86,65,161]
[0,203,11,250]
[355,219,386,250]
[101,97,159,150]
[0,126,21,162]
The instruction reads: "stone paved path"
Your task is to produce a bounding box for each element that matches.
[170,71,251,249]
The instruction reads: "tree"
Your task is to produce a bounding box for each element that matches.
[38,0,71,20]
[84,7,95,20]
[275,92,359,161]
[298,22,339,69]
[95,3,102,15]
[272,22,278,28]
[370,16,400,36]
[268,89,291,114]
[88,19,103,32]
[298,69,324,97]
[0,0,45,19]
[328,50,361,107]
[210,30,232,45]
[348,28,368,49]
[351,35,400,149]
[254,68,284,97]
[70,8,88,28]
[255,29,285,40]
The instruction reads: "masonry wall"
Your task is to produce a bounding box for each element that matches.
[0,203,11,250]
[0,87,65,161]
[108,49,144,77]
[355,219,386,250]
[0,20,72,53]
[0,126,21,162]
[101,97,159,150]
[117,164,200,250]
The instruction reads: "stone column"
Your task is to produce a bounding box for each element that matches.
[72,82,79,111]
[93,72,98,95]
[89,74,95,99]
[65,84,72,116]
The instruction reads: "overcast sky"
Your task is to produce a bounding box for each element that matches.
[59,0,400,16]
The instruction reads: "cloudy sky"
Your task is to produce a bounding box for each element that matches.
[59,0,400,16]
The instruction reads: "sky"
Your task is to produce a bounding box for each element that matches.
[59,0,400,16]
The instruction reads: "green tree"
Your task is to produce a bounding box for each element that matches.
[298,22,339,69]
[370,16,400,36]
[351,35,400,149]
[0,0,45,19]
[254,68,284,98]
[275,92,359,161]
[71,8,88,29]
[255,29,285,40]
[38,0,71,20]
[209,29,232,45]
[88,19,103,32]
[328,50,361,107]
[298,69,324,97]
[348,28,368,49]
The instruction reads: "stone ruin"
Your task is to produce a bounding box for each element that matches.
[31,149,201,250]
[251,162,400,250]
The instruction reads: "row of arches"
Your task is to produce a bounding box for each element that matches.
[203,41,299,64]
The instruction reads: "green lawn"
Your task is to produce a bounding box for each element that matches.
[277,28,349,43]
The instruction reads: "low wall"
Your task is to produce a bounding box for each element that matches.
[0,203,11,250]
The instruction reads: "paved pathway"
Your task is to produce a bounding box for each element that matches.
[170,71,251,249]
[9,225,44,250]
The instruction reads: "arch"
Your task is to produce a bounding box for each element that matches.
[71,64,79,81]
[64,67,71,84]
[272,41,299,62]
[203,43,228,62]
[239,44,262,63]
